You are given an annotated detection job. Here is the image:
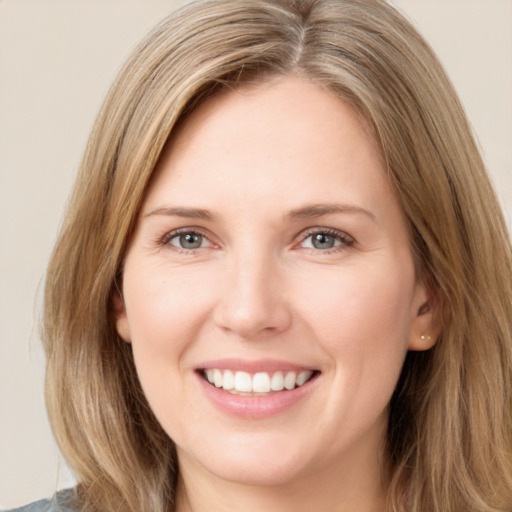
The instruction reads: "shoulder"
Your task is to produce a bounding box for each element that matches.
[2,489,77,512]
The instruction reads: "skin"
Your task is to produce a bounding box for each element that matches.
[116,76,439,511]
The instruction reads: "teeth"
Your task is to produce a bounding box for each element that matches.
[284,371,297,390]
[296,370,310,386]
[204,369,314,394]
[270,371,284,391]
[223,370,234,390]
[213,369,223,388]
[234,371,252,392]
[253,372,271,393]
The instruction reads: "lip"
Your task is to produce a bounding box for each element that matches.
[198,358,314,373]
[195,359,320,420]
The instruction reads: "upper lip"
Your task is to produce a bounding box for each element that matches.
[197,358,318,374]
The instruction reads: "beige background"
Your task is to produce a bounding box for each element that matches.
[0,0,511,508]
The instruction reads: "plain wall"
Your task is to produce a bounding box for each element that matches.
[0,0,511,508]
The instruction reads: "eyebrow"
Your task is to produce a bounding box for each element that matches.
[286,203,377,223]
[144,207,215,221]
[144,203,377,223]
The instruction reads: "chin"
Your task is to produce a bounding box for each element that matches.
[203,459,308,487]
[178,433,315,487]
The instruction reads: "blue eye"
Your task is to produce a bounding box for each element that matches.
[310,233,339,249]
[300,230,353,251]
[168,232,209,250]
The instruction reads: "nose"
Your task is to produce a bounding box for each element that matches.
[213,252,292,339]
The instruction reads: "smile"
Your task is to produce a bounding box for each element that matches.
[196,362,320,419]
[202,369,317,395]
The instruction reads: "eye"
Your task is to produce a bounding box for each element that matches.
[166,231,211,250]
[299,229,354,251]
[307,233,339,250]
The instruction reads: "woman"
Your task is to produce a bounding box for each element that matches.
[10,0,512,510]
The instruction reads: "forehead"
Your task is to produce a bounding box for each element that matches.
[173,78,377,155]
[140,76,398,226]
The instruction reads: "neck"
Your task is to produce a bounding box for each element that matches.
[175,448,388,512]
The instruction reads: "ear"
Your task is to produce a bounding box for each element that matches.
[408,279,443,351]
[113,291,132,343]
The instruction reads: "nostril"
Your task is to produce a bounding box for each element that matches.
[213,296,293,339]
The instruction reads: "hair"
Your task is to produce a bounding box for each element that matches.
[42,0,512,511]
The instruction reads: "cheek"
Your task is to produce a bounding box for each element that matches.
[298,261,413,336]
[122,261,224,414]
[294,259,415,396]
[121,265,213,428]
[124,262,214,349]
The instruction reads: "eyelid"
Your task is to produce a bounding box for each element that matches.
[155,225,354,253]
[159,227,217,251]
[294,227,355,251]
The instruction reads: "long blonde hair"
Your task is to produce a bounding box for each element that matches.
[43,1,512,510]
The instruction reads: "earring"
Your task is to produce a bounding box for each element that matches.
[420,334,431,341]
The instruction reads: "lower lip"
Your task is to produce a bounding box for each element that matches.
[196,373,317,419]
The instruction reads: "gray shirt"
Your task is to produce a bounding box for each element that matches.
[2,489,76,512]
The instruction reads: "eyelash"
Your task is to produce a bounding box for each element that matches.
[159,228,213,254]
[297,228,355,254]
[158,227,355,254]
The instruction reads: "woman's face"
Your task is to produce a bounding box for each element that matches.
[116,77,436,489]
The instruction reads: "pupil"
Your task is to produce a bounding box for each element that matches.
[313,233,334,249]
[180,233,202,249]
